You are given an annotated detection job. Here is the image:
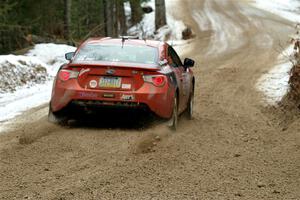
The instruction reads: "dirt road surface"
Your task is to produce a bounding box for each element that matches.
[1,0,300,199]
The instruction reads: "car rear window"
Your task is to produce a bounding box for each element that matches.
[73,43,158,65]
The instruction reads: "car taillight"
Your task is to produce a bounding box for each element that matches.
[143,75,166,87]
[58,69,79,81]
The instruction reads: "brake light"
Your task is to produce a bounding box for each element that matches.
[58,69,79,81]
[143,75,166,87]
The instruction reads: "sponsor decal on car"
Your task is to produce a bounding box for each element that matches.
[121,83,131,89]
[121,94,134,101]
[78,92,98,98]
[89,80,97,88]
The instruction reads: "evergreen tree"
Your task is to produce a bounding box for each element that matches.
[0,0,152,53]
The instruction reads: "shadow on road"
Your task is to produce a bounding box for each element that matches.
[65,109,165,130]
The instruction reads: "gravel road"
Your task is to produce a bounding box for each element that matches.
[1,0,300,199]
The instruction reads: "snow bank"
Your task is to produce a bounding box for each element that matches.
[26,43,76,76]
[127,0,187,41]
[253,0,300,23]
[0,55,48,93]
[0,43,75,123]
[253,0,300,105]
[0,81,52,122]
[256,45,294,105]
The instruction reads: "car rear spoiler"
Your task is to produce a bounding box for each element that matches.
[69,61,160,71]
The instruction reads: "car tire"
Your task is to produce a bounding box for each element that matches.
[48,105,68,125]
[186,89,194,120]
[169,94,178,131]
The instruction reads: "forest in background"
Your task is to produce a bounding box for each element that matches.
[0,0,167,54]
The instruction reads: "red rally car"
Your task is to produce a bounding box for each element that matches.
[49,37,195,130]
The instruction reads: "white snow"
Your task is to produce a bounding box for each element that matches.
[192,0,245,56]
[0,55,46,68]
[192,11,210,31]
[256,45,294,105]
[124,1,131,23]
[253,0,300,23]
[26,43,76,76]
[252,0,300,105]
[0,43,75,126]
[0,81,52,122]
[127,0,153,38]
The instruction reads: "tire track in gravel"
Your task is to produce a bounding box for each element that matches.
[0,0,299,199]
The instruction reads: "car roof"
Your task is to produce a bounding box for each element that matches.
[83,37,164,48]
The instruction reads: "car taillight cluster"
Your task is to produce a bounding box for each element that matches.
[58,69,79,81]
[143,75,166,87]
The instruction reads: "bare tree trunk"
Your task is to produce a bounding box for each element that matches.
[64,0,72,41]
[117,0,127,35]
[99,0,106,36]
[155,0,167,30]
[111,0,118,37]
[104,0,113,36]
[104,0,126,37]
[129,0,142,26]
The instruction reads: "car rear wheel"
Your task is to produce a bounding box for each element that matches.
[168,94,178,131]
[48,105,68,125]
[186,89,194,120]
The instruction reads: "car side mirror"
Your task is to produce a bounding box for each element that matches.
[65,52,75,61]
[184,58,195,68]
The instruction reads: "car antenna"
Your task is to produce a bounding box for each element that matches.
[121,36,125,48]
[119,35,139,48]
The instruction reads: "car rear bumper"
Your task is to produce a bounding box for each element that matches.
[50,79,175,118]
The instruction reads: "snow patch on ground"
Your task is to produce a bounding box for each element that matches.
[124,1,131,28]
[0,81,52,122]
[192,0,245,56]
[253,34,274,49]
[253,0,300,105]
[0,43,75,124]
[253,0,300,23]
[192,11,210,31]
[26,43,76,76]
[256,45,294,105]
